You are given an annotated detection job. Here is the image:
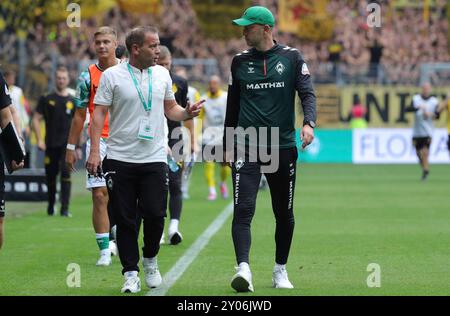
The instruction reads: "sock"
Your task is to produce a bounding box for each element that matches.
[169,219,179,234]
[274,263,286,270]
[205,162,216,189]
[209,186,216,195]
[96,233,110,251]
[238,262,250,270]
[220,165,231,182]
[124,271,138,278]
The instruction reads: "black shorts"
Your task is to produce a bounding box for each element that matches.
[413,137,431,151]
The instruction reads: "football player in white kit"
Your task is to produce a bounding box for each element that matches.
[406,82,440,181]
[200,75,230,200]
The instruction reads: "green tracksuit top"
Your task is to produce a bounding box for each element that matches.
[224,43,316,149]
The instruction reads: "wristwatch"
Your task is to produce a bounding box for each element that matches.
[303,120,316,129]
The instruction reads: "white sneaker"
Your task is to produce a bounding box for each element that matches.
[121,273,141,294]
[272,265,294,289]
[143,258,162,288]
[231,263,254,292]
[109,240,118,257]
[168,231,183,245]
[96,251,112,266]
[110,225,117,240]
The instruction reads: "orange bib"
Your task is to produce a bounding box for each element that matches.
[88,64,109,138]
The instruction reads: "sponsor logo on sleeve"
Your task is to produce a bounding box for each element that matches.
[301,63,310,75]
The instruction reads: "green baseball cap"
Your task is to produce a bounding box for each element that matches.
[232,6,275,27]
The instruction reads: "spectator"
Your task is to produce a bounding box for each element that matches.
[349,95,368,129]
[1,1,449,87]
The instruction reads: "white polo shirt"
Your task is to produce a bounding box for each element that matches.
[94,62,175,163]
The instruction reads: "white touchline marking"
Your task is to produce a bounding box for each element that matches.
[147,202,233,296]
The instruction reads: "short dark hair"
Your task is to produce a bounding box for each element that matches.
[115,44,127,59]
[3,68,16,77]
[158,45,171,60]
[56,65,69,74]
[125,26,159,53]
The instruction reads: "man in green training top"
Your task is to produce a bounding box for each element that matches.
[224,6,316,292]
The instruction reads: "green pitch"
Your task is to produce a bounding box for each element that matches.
[1,164,449,296]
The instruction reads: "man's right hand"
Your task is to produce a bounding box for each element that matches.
[11,160,24,171]
[65,149,78,172]
[86,151,101,176]
[38,140,46,151]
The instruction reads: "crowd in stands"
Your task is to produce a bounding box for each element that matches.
[0,0,449,100]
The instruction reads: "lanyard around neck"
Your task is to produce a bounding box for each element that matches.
[127,63,152,112]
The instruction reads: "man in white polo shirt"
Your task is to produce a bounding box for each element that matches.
[86,26,203,294]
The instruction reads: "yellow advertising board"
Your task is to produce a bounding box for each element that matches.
[192,0,251,40]
[338,85,449,128]
[278,0,333,41]
[0,0,116,29]
[116,0,161,15]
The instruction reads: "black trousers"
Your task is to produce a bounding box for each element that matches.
[231,147,298,265]
[135,167,182,234]
[44,146,71,213]
[103,158,168,274]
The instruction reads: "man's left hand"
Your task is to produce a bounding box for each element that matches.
[186,99,205,119]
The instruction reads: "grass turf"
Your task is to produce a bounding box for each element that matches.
[0,164,449,296]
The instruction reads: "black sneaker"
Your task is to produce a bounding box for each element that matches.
[60,211,72,218]
[421,170,429,181]
[169,231,183,245]
[47,206,55,216]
